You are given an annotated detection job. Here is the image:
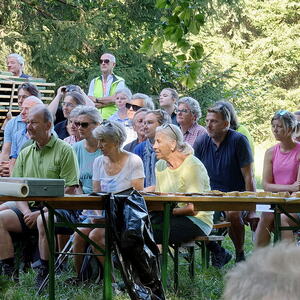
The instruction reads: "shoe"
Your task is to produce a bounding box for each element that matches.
[235,251,246,263]
[35,265,49,288]
[64,276,84,286]
[2,263,19,282]
[211,248,232,268]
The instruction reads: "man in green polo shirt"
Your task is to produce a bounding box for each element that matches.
[88,53,125,120]
[0,106,79,285]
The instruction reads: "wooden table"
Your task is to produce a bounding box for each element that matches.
[7,193,300,299]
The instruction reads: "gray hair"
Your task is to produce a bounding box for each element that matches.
[69,105,102,123]
[156,124,193,155]
[223,242,300,300]
[208,103,231,123]
[146,109,171,126]
[65,91,85,106]
[132,93,155,110]
[18,83,40,98]
[115,87,132,100]
[7,53,25,66]
[178,97,202,121]
[29,105,53,125]
[215,100,239,130]
[93,120,126,147]
[102,53,116,63]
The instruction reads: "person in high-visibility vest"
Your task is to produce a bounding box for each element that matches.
[88,53,125,120]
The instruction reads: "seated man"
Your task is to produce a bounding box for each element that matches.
[0,106,79,286]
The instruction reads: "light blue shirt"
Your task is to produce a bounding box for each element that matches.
[4,115,26,143]
[73,140,102,194]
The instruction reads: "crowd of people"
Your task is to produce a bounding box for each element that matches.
[0,52,299,292]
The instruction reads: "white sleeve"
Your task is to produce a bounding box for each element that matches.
[88,79,95,96]
[114,80,126,93]
[92,156,102,181]
[129,154,145,179]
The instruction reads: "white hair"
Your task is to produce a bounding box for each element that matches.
[102,53,116,63]
[7,53,25,66]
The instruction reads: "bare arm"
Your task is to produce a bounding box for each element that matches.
[64,185,78,195]
[93,180,101,193]
[241,163,256,191]
[47,86,65,116]
[131,178,144,191]
[0,142,11,162]
[263,147,300,192]
[173,203,197,216]
[95,96,115,108]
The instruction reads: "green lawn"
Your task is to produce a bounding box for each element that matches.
[1,227,254,300]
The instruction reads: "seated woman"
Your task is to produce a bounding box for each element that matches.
[151,124,231,267]
[108,88,132,124]
[255,110,300,247]
[71,121,145,281]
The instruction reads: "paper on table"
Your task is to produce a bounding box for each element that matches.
[0,182,29,197]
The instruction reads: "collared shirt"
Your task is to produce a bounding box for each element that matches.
[10,127,29,159]
[171,111,179,126]
[193,129,253,192]
[4,115,26,143]
[88,74,125,97]
[13,135,79,187]
[108,112,129,124]
[182,122,207,147]
[54,119,69,140]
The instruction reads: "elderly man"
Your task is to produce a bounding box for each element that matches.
[6,53,30,78]
[0,83,40,163]
[176,97,207,147]
[88,53,125,120]
[0,106,79,285]
[194,103,255,263]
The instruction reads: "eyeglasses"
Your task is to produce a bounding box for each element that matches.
[100,59,110,64]
[162,123,178,139]
[177,109,190,114]
[74,122,95,128]
[125,103,143,111]
[62,102,76,108]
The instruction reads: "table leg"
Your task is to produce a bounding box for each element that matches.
[161,203,171,289]
[274,205,281,243]
[103,222,112,300]
[48,207,55,300]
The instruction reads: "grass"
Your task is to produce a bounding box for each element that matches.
[1,227,254,300]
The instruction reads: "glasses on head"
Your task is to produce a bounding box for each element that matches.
[162,123,178,139]
[177,108,190,114]
[125,103,143,111]
[62,102,76,108]
[276,110,288,116]
[65,85,80,93]
[100,59,110,64]
[74,121,95,128]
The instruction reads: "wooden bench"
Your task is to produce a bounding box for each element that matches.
[170,221,231,291]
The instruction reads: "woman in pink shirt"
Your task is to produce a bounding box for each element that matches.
[255,110,300,247]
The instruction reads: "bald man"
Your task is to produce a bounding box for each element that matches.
[88,53,125,119]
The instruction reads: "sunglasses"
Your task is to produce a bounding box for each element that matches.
[277,110,288,116]
[125,103,143,111]
[100,59,110,64]
[162,123,178,139]
[74,121,95,128]
[101,120,113,127]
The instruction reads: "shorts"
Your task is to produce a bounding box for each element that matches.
[151,212,206,244]
[11,207,80,235]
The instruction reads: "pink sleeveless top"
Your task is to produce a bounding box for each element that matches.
[272,143,300,185]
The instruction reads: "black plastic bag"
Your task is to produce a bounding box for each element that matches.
[105,189,165,300]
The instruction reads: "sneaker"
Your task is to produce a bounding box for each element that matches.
[211,248,232,268]
[2,263,19,282]
[235,251,246,263]
[35,265,49,288]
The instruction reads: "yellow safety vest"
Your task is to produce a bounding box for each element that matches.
[94,74,124,120]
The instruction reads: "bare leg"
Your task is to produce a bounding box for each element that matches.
[255,212,274,248]
[0,209,22,260]
[226,211,245,260]
[281,213,299,241]
[89,228,106,266]
[73,228,92,274]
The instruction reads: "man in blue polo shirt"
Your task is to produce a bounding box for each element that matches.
[194,103,255,263]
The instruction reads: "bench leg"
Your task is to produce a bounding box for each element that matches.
[174,245,179,292]
[188,247,195,280]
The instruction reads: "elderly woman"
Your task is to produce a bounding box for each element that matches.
[54,91,86,139]
[108,88,132,123]
[126,93,155,120]
[134,109,171,187]
[72,106,102,194]
[151,124,231,266]
[71,121,145,281]
[255,111,300,247]
[176,97,207,147]
[159,88,179,125]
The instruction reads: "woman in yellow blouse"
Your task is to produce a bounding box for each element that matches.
[151,124,231,267]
